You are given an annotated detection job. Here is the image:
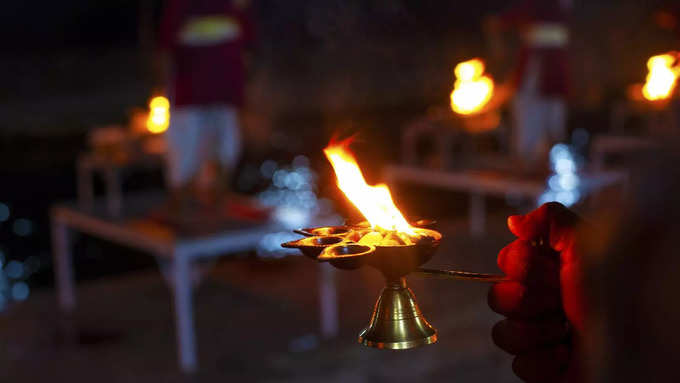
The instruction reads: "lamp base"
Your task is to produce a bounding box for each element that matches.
[358,278,437,350]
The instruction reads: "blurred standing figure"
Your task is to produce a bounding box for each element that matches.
[653,3,680,131]
[157,0,254,207]
[487,0,572,171]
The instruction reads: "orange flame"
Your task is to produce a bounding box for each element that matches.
[642,53,679,101]
[323,138,415,234]
[147,96,170,134]
[450,58,495,115]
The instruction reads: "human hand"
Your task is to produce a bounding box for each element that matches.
[489,202,585,382]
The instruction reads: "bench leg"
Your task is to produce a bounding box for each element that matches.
[319,263,339,339]
[77,161,94,211]
[104,167,122,217]
[470,193,486,237]
[52,219,76,312]
[172,253,198,373]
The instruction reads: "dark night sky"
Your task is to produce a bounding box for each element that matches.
[1,0,673,53]
[0,0,515,51]
[0,0,142,50]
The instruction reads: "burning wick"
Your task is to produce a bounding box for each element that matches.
[450,58,495,115]
[323,138,426,246]
[348,229,420,246]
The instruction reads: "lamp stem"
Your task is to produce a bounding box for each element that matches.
[385,277,407,289]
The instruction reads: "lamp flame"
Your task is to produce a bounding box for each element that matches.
[147,96,170,134]
[450,59,495,115]
[324,138,415,235]
[642,53,679,101]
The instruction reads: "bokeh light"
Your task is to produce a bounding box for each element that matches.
[12,218,33,237]
[256,156,340,256]
[146,96,170,134]
[5,260,24,279]
[0,203,10,222]
[11,282,29,301]
[539,143,582,207]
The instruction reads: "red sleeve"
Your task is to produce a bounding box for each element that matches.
[498,0,534,28]
[158,0,184,52]
[239,7,256,50]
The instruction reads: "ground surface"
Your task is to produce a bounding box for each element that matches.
[0,213,522,383]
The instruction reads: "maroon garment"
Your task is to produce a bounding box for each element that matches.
[499,0,570,97]
[159,0,254,107]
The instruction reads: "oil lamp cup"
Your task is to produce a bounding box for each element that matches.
[281,235,347,259]
[356,229,441,349]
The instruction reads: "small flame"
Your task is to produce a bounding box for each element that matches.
[642,53,679,101]
[324,138,415,235]
[450,59,495,115]
[147,96,170,134]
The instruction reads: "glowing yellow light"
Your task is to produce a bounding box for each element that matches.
[146,96,170,134]
[455,60,484,81]
[450,58,495,115]
[324,138,415,234]
[642,53,679,101]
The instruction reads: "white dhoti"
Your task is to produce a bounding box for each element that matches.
[512,58,567,165]
[166,104,241,188]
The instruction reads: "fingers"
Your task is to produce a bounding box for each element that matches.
[507,202,580,252]
[488,282,562,319]
[495,203,581,383]
[561,259,586,333]
[497,239,560,289]
[507,203,552,240]
[492,318,569,355]
[512,344,570,383]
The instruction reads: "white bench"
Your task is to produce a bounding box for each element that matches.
[51,191,338,373]
[384,165,626,236]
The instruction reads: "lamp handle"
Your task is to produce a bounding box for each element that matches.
[414,268,508,283]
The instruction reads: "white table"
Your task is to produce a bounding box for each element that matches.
[51,191,338,374]
[590,135,660,170]
[384,165,626,236]
[76,151,165,217]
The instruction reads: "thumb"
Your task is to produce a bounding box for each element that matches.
[508,203,554,240]
[508,202,580,252]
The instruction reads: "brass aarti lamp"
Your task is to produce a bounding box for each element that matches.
[281,138,506,350]
[283,221,505,350]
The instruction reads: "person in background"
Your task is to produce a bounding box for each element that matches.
[488,148,680,382]
[653,3,680,132]
[157,0,254,210]
[486,0,572,173]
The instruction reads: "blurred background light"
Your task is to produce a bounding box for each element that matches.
[540,143,583,207]
[12,218,33,237]
[292,155,310,168]
[254,156,341,257]
[0,203,9,222]
[259,160,278,179]
[10,282,30,301]
[288,333,320,353]
[5,260,24,279]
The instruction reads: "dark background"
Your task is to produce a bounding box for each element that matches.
[0,0,677,306]
[0,1,677,381]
